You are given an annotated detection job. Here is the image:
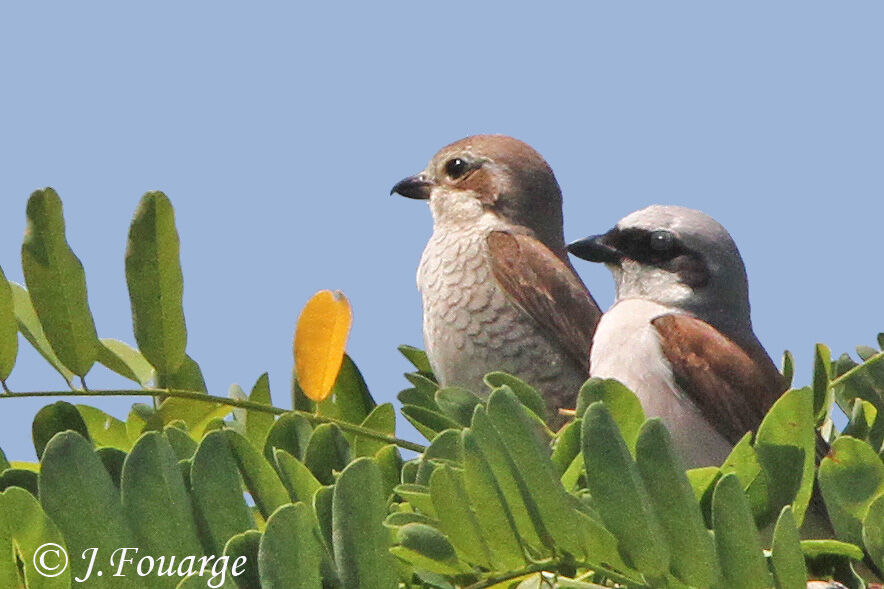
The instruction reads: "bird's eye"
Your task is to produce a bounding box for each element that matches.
[649,230,675,251]
[444,158,471,179]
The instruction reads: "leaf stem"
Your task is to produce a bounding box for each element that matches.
[0,387,428,453]
[828,350,884,390]
[464,562,553,589]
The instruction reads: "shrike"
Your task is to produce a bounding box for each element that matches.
[392,135,602,424]
[568,205,785,467]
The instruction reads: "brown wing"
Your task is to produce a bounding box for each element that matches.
[486,230,602,375]
[651,313,786,445]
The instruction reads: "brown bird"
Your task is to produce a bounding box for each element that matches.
[392,135,602,424]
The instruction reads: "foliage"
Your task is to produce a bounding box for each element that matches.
[1,189,884,588]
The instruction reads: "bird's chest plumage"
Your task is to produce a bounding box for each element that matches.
[590,299,732,467]
[416,223,573,397]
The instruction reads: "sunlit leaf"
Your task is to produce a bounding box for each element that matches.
[125,191,188,376]
[21,188,100,377]
[294,290,352,402]
[0,268,17,383]
[97,338,154,386]
[9,282,75,386]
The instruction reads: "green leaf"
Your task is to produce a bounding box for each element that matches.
[126,191,187,376]
[416,429,462,486]
[391,523,469,575]
[273,449,322,505]
[550,418,582,477]
[223,530,261,589]
[126,402,163,443]
[461,429,525,570]
[812,343,833,419]
[97,338,155,386]
[401,404,462,442]
[121,432,202,578]
[635,419,718,587]
[712,473,773,589]
[164,424,197,460]
[258,503,322,589]
[333,458,397,588]
[394,483,437,518]
[771,506,808,589]
[398,344,434,374]
[354,402,396,457]
[158,393,232,441]
[435,386,484,427]
[375,444,404,499]
[245,373,274,450]
[720,432,770,521]
[755,387,815,524]
[863,493,884,571]
[576,378,645,452]
[819,435,884,546]
[0,268,18,382]
[0,486,70,588]
[430,464,494,568]
[781,349,795,389]
[398,387,437,412]
[303,423,350,485]
[21,188,100,377]
[224,430,290,520]
[190,431,255,554]
[582,403,669,577]
[9,282,74,385]
[296,354,376,427]
[156,354,206,392]
[0,468,39,496]
[263,412,312,463]
[97,447,127,488]
[76,404,131,450]
[38,431,139,588]
[484,372,546,421]
[486,388,584,558]
[32,401,90,459]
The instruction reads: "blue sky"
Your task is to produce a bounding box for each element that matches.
[1,3,881,460]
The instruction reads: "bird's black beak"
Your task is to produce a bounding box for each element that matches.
[391,174,433,200]
[567,233,623,264]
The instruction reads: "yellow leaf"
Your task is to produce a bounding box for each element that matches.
[9,461,40,472]
[294,290,353,402]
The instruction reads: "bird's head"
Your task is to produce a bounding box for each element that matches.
[392,134,565,249]
[568,205,751,326]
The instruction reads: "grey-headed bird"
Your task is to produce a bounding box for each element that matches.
[568,205,785,467]
[392,135,602,424]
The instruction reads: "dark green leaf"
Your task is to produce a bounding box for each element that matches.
[223,530,261,589]
[224,430,290,520]
[126,191,187,376]
[97,446,127,488]
[164,424,197,460]
[550,418,582,477]
[812,343,833,419]
[354,402,396,457]
[190,431,255,554]
[484,372,546,421]
[635,419,718,586]
[0,468,38,495]
[435,386,484,427]
[398,387,437,411]
[39,431,140,588]
[258,503,322,589]
[332,458,397,588]
[32,401,90,459]
[712,473,772,589]
[781,349,795,389]
[863,493,884,571]
[401,404,462,442]
[398,344,434,374]
[430,464,494,568]
[391,523,468,575]
[245,373,274,451]
[155,354,206,392]
[263,412,312,463]
[303,423,350,485]
[273,449,322,505]
[582,403,669,577]
[121,432,202,578]
[21,188,100,377]
[771,506,808,589]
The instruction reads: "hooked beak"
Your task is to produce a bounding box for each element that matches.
[567,233,623,265]
[391,174,433,200]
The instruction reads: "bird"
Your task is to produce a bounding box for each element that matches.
[392,134,602,425]
[567,205,786,468]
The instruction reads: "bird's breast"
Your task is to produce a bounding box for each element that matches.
[590,299,732,467]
